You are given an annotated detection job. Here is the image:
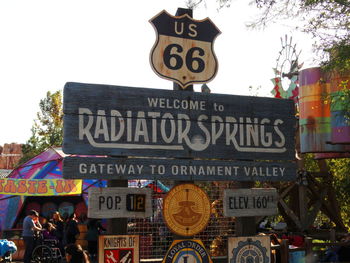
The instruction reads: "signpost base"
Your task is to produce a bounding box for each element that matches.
[107,179,128,234]
[234,182,256,236]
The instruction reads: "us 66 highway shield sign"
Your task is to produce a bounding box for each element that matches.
[149,10,220,88]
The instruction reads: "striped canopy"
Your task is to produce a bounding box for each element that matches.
[0,147,168,230]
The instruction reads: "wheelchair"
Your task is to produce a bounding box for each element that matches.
[31,239,62,263]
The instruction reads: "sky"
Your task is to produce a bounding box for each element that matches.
[0,0,318,146]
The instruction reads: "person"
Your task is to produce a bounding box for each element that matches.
[22,210,42,263]
[65,213,80,245]
[269,233,281,263]
[65,243,90,263]
[50,211,64,239]
[49,211,64,252]
[42,222,58,240]
[337,233,350,262]
[86,219,105,260]
[32,214,42,240]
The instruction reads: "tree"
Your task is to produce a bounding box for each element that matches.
[328,158,350,229]
[249,0,350,71]
[189,0,350,70]
[20,91,63,164]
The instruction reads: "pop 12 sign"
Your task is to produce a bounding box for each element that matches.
[88,187,152,219]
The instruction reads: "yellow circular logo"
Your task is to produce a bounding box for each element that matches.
[163,184,211,237]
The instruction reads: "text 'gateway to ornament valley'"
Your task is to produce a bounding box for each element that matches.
[79,163,286,178]
[63,156,296,181]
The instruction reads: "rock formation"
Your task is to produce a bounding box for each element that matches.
[0,143,22,169]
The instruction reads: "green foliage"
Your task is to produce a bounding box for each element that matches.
[322,44,350,73]
[249,0,350,71]
[302,154,350,230]
[322,78,350,125]
[19,91,63,164]
[327,158,350,229]
[192,1,350,71]
[303,153,320,172]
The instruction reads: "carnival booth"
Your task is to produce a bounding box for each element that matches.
[0,147,169,260]
[0,147,101,259]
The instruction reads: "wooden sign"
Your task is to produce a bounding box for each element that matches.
[163,184,211,237]
[163,239,212,263]
[228,236,270,263]
[63,82,296,161]
[98,235,139,263]
[88,187,152,218]
[63,156,296,181]
[223,188,277,217]
[149,10,220,88]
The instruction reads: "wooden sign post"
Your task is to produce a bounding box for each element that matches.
[106,179,128,235]
[61,6,297,254]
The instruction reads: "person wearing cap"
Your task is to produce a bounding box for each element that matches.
[22,210,42,263]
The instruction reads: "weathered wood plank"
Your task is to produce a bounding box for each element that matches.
[223,188,278,217]
[63,82,296,160]
[88,187,152,219]
[63,156,296,181]
[278,198,302,230]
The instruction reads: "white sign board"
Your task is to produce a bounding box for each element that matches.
[98,235,139,263]
[228,236,270,263]
[223,188,277,217]
[88,187,152,218]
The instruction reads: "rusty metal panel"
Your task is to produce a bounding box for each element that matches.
[299,67,350,153]
[330,71,350,144]
[314,152,350,159]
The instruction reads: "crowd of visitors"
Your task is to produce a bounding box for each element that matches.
[20,209,350,263]
[21,209,104,263]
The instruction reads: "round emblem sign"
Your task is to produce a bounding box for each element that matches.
[163,239,212,263]
[230,238,270,263]
[163,183,211,236]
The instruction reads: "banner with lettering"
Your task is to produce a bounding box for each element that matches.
[0,178,82,196]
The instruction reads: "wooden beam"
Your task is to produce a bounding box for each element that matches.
[278,198,302,230]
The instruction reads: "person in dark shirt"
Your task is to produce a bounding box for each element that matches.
[65,213,80,245]
[65,243,90,263]
[86,219,105,260]
[49,211,65,253]
[338,234,350,262]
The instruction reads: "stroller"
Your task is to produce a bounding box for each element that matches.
[0,239,17,262]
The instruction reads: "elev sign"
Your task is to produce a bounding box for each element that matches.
[63,82,296,160]
[223,188,278,217]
